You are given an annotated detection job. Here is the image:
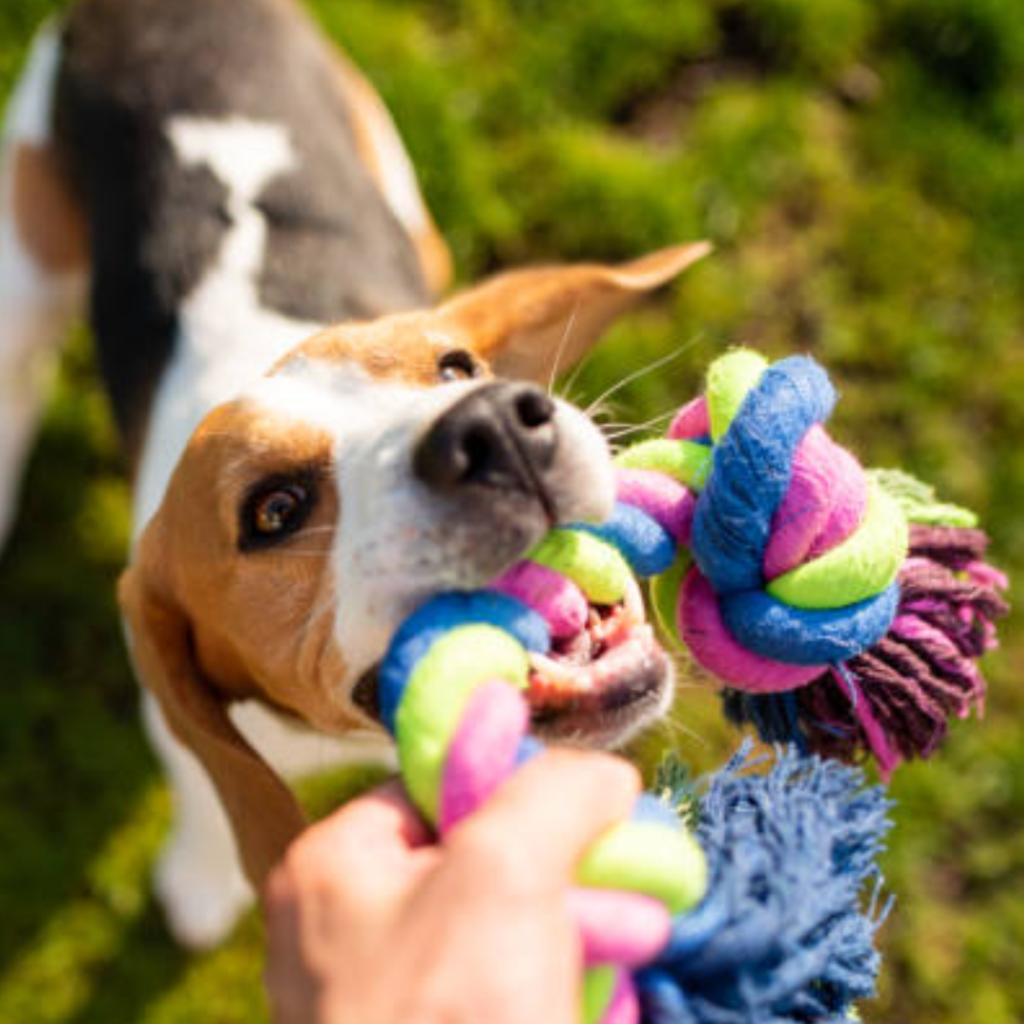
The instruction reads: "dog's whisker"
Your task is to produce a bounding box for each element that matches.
[650,711,709,752]
[600,408,680,441]
[297,583,342,653]
[556,381,587,408]
[584,399,620,425]
[304,587,337,623]
[584,344,693,418]
[593,419,637,431]
[547,298,581,397]
[619,407,680,431]
[295,609,332,665]
[600,423,652,439]
[601,429,649,442]
[582,334,705,419]
[554,319,603,402]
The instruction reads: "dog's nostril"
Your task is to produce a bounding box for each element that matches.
[515,390,555,429]
[462,426,495,481]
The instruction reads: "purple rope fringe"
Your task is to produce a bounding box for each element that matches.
[798,526,1008,773]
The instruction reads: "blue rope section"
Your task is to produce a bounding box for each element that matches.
[639,744,892,1024]
[691,357,835,595]
[378,592,550,730]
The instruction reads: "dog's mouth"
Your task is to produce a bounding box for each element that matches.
[525,577,672,748]
[352,575,672,749]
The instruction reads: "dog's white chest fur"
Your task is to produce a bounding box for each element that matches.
[132,117,324,535]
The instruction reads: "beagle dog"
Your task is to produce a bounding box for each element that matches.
[0,0,706,948]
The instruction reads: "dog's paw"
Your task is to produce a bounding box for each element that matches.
[154,840,253,950]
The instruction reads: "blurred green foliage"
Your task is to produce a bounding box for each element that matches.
[1,0,1022,1021]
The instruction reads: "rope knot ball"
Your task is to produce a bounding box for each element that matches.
[610,348,1007,774]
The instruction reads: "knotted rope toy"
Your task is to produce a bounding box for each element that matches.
[613,348,1007,774]
[369,345,1005,1022]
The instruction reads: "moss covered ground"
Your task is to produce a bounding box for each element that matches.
[1,1,1022,1021]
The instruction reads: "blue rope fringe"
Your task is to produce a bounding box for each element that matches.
[638,744,892,1024]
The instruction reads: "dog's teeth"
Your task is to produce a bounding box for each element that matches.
[623,576,645,625]
[528,652,588,691]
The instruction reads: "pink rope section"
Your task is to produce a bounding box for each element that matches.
[437,681,670,1023]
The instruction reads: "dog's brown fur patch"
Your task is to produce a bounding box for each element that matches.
[13,143,88,274]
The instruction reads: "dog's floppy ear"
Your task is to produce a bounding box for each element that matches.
[437,242,710,383]
[118,524,306,889]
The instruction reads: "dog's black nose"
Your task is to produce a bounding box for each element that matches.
[414,382,557,495]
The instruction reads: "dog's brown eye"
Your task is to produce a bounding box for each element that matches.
[254,488,304,535]
[240,477,316,551]
[438,349,479,382]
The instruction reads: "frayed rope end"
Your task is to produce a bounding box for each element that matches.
[639,743,892,1024]
[723,522,1008,773]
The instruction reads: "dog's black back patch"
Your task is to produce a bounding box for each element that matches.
[54,0,431,455]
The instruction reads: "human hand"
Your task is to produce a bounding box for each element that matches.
[264,749,640,1024]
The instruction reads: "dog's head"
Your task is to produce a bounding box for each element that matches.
[119,244,706,884]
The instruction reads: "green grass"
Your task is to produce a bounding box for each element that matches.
[1,0,1022,1021]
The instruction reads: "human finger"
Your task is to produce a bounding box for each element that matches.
[448,749,640,880]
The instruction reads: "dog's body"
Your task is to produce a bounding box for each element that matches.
[0,0,704,948]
